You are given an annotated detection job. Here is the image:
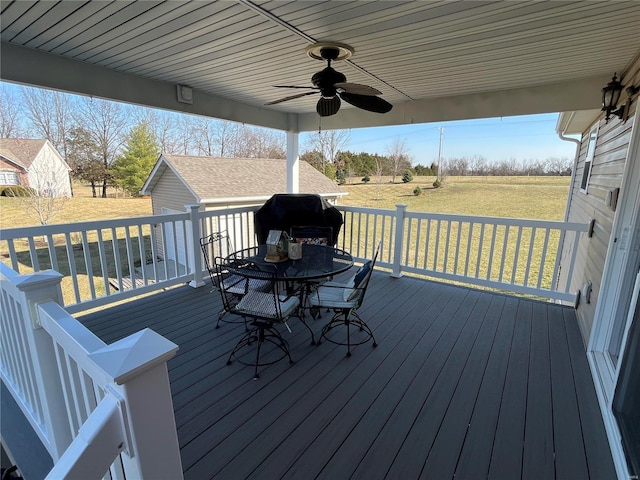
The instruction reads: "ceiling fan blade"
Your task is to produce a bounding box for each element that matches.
[274,85,319,90]
[316,96,341,116]
[265,91,317,105]
[334,82,382,96]
[340,92,393,114]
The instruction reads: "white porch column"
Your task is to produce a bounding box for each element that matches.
[286,131,299,194]
[391,204,408,278]
[186,204,204,288]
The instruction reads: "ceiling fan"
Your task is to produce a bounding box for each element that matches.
[266,42,393,117]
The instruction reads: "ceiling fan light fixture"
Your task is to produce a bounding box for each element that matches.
[317,96,341,116]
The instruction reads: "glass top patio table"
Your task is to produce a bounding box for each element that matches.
[225,244,353,281]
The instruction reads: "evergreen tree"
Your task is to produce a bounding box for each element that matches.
[112,122,159,196]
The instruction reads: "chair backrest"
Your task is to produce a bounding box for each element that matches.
[201,231,239,311]
[200,231,234,268]
[201,230,236,282]
[213,256,246,311]
[346,241,381,306]
[290,225,334,246]
[226,261,293,322]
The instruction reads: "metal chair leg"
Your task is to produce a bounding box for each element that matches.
[319,308,376,356]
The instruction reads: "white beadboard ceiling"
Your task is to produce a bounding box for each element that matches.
[1,0,639,133]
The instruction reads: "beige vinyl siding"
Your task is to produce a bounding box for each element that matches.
[150,168,198,259]
[150,168,198,215]
[559,108,635,344]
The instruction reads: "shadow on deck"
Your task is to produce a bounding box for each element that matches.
[77,271,616,480]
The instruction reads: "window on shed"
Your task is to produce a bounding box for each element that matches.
[580,126,598,193]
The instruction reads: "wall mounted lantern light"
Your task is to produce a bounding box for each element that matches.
[601,73,640,123]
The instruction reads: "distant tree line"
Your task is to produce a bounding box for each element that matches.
[300,133,420,184]
[439,155,572,177]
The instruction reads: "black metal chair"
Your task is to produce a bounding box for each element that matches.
[200,232,269,329]
[200,230,234,261]
[226,261,300,379]
[290,225,335,310]
[309,242,381,357]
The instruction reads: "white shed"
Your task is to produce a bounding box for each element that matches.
[140,154,346,265]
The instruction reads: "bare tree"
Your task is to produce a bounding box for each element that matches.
[445,157,469,176]
[194,117,218,156]
[304,129,350,174]
[75,97,128,197]
[386,137,410,183]
[21,86,74,161]
[175,115,198,155]
[215,120,239,157]
[133,108,180,155]
[7,159,70,225]
[545,156,572,176]
[232,125,285,158]
[0,85,25,138]
[468,155,488,176]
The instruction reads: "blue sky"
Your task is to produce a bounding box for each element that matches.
[322,113,578,166]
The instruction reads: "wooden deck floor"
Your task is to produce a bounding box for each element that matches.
[77,272,616,480]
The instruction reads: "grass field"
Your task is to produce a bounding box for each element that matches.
[340,175,570,220]
[0,184,152,229]
[0,176,569,230]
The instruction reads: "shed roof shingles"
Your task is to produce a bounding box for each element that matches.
[162,155,345,201]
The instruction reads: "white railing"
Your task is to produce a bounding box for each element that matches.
[0,203,589,309]
[0,205,264,312]
[338,205,588,302]
[0,263,183,479]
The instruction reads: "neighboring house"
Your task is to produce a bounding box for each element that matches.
[556,57,639,475]
[140,154,346,266]
[0,138,72,197]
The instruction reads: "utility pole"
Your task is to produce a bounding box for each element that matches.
[437,127,444,181]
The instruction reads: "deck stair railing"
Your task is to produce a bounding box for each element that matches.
[0,263,183,479]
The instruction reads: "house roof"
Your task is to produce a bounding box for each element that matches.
[2,2,639,131]
[141,155,346,203]
[0,138,48,170]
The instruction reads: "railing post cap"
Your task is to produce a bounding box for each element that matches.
[12,269,63,291]
[89,328,178,385]
[185,204,200,211]
[396,204,408,209]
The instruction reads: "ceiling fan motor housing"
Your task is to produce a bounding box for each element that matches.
[312,67,346,98]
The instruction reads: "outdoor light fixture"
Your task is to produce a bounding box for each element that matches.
[601,73,640,123]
